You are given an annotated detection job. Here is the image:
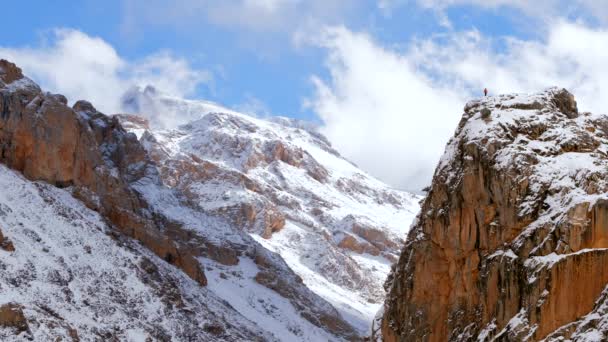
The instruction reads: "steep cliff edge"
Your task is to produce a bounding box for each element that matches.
[377,88,608,341]
[0,59,207,286]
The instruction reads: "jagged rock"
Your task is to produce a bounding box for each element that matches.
[203,322,225,336]
[377,88,608,341]
[0,166,276,341]
[253,246,361,341]
[115,113,151,132]
[0,61,207,287]
[127,111,363,338]
[68,328,79,342]
[49,93,68,105]
[0,59,23,84]
[551,88,578,118]
[0,303,28,333]
[337,233,381,256]
[0,59,383,341]
[0,226,14,252]
[480,107,491,119]
[352,221,399,252]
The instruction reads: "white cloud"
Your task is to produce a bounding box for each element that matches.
[407,0,608,26]
[308,21,608,191]
[377,0,407,16]
[130,51,210,99]
[235,94,273,118]
[0,29,210,114]
[306,27,465,192]
[408,20,608,113]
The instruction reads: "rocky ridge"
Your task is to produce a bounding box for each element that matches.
[0,163,275,341]
[118,86,420,331]
[376,88,608,341]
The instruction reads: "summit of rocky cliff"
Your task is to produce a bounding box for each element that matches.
[376,87,608,341]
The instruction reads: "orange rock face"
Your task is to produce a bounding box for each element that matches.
[0,59,207,287]
[0,226,14,252]
[338,233,381,256]
[377,89,608,341]
[0,60,23,84]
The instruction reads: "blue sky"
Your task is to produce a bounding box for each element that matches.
[3,1,608,191]
[2,0,528,120]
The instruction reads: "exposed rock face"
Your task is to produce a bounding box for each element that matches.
[0,166,275,341]
[0,60,207,287]
[377,88,608,341]
[0,60,23,84]
[0,225,14,252]
[0,303,28,334]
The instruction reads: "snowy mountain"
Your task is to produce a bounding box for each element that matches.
[0,164,275,341]
[118,86,421,333]
[0,59,420,341]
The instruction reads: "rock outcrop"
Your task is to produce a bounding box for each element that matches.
[376,88,608,341]
[0,165,276,341]
[0,303,28,334]
[0,59,207,287]
[0,226,14,252]
[0,60,23,84]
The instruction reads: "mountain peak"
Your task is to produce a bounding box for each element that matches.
[119,85,237,130]
[0,59,23,84]
[116,83,421,333]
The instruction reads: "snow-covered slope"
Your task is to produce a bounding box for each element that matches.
[121,85,241,130]
[119,87,421,332]
[0,164,274,341]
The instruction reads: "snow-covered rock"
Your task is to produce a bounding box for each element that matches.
[118,86,421,333]
[378,88,608,341]
[0,164,275,341]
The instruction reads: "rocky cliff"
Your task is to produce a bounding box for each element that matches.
[376,88,608,341]
[0,59,207,286]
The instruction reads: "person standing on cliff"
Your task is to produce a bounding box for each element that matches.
[484,88,488,96]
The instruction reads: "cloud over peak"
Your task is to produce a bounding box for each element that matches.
[0,29,209,114]
[307,20,608,191]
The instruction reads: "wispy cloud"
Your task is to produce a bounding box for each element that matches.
[305,27,465,192]
[391,0,608,27]
[0,28,210,114]
[120,0,357,36]
[407,20,608,113]
[307,20,608,191]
